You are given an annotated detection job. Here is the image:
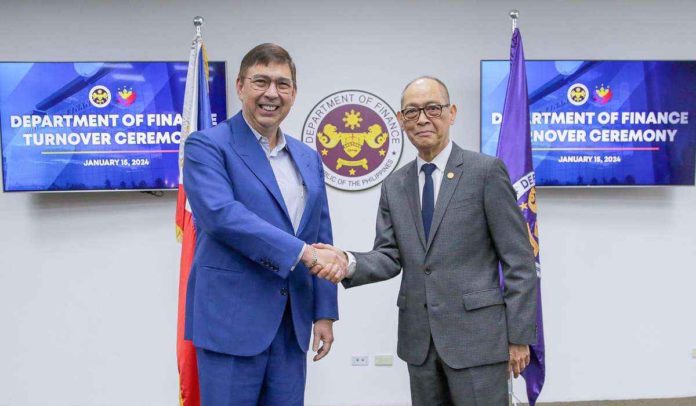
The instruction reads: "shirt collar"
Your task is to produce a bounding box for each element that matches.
[242,112,286,157]
[417,140,453,173]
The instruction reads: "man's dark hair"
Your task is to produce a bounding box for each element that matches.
[238,43,297,87]
[401,76,450,107]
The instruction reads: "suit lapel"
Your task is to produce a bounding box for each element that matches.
[285,138,317,236]
[229,113,292,223]
[426,145,464,251]
[404,161,427,249]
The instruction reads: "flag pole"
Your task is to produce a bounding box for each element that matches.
[509,9,519,32]
[506,9,519,406]
[176,15,210,406]
[501,9,545,405]
[193,15,204,37]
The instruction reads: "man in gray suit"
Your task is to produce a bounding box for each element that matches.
[313,77,538,405]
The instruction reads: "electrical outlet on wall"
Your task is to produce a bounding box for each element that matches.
[374,354,394,366]
[351,355,369,366]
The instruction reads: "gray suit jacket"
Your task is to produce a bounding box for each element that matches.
[343,143,537,369]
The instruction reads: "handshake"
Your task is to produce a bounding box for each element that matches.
[300,243,348,284]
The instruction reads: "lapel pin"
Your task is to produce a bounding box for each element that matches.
[447,172,454,179]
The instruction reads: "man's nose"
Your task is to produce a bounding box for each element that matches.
[264,82,280,98]
[417,109,431,125]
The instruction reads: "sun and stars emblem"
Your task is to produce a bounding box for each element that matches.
[567,83,589,106]
[569,87,586,103]
[318,110,386,176]
[88,85,111,108]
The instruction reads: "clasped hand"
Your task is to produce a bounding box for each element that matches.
[301,243,347,284]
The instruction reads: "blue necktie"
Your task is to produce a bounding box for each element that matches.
[421,163,436,241]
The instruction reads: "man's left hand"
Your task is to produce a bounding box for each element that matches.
[508,344,530,378]
[312,319,335,362]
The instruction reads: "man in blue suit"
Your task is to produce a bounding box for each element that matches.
[183,43,346,405]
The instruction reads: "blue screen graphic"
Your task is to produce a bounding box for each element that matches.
[0,61,227,192]
[481,60,696,186]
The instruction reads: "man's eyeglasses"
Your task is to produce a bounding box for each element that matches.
[401,104,450,121]
[243,76,294,94]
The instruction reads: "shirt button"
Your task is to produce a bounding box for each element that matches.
[280,288,289,296]
[424,268,432,275]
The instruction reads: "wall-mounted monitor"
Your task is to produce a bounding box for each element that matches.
[0,61,227,192]
[481,60,696,186]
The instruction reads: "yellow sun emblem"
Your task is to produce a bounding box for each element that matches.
[92,89,109,104]
[570,87,586,102]
[342,109,363,130]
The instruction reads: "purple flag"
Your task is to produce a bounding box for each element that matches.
[496,28,546,405]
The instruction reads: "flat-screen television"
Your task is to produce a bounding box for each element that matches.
[481,60,696,186]
[0,61,227,192]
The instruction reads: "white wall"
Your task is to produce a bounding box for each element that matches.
[1,1,695,405]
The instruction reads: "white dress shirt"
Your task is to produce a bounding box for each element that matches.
[244,114,307,269]
[345,140,453,277]
[416,140,453,207]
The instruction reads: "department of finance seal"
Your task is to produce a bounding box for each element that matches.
[567,83,589,106]
[89,85,111,108]
[302,90,403,191]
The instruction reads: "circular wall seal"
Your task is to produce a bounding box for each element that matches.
[567,83,589,106]
[89,85,111,108]
[302,90,403,191]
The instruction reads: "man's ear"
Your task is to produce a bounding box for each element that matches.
[236,77,243,99]
[448,104,457,125]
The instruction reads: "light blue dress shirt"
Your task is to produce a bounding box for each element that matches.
[244,114,307,269]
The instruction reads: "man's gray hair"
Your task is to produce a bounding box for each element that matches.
[401,76,451,107]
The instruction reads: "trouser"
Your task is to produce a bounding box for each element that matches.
[196,304,306,406]
[408,338,509,406]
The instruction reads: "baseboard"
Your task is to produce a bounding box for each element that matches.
[528,397,696,406]
[310,398,696,406]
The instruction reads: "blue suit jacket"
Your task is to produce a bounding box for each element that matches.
[183,111,338,356]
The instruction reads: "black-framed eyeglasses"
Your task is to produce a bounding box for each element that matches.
[401,104,450,121]
[243,76,294,94]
